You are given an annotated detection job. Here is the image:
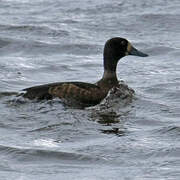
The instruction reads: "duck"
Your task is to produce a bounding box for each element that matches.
[22,37,148,106]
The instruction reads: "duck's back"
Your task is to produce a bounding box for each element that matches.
[22,81,107,106]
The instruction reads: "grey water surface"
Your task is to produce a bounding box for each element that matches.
[0,0,180,179]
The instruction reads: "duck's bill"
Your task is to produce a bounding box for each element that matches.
[129,46,148,57]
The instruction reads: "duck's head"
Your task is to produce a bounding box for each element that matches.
[103,37,148,72]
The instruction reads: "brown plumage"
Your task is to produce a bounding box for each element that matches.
[22,37,148,106]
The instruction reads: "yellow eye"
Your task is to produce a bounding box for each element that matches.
[121,40,126,46]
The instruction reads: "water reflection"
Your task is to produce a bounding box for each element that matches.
[101,128,125,136]
[96,111,120,125]
[91,109,130,136]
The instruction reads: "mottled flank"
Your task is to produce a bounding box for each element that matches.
[23,81,107,106]
[22,37,148,106]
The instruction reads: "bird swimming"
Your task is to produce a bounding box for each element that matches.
[22,37,148,106]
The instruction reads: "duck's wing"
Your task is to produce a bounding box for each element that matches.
[22,82,62,100]
[22,82,102,103]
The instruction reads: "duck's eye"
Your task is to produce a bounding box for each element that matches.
[121,40,126,46]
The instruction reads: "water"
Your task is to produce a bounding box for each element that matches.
[0,0,180,179]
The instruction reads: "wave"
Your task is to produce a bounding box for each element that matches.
[0,36,100,56]
[0,143,104,163]
[157,126,180,137]
[0,91,19,98]
[0,23,69,37]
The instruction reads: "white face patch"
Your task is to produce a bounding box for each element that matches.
[125,42,132,55]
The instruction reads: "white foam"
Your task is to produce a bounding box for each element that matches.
[33,138,60,148]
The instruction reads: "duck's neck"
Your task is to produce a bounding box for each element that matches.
[103,55,118,82]
[103,53,118,72]
[97,70,118,89]
[96,54,119,88]
[102,70,117,81]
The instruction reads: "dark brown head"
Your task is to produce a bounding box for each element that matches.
[103,37,148,72]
